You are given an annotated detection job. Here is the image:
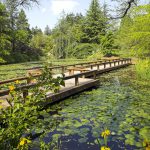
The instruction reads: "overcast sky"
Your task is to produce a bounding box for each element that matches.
[25,0,149,31]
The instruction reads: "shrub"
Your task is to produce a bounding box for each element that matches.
[135,58,150,80]
[0,66,64,149]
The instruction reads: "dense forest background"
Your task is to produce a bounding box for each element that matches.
[0,0,150,64]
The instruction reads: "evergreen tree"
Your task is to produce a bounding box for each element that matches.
[31,26,43,35]
[44,25,51,35]
[4,0,19,53]
[82,0,107,44]
[16,9,29,30]
[16,9,30,43]
[0,2,11,63]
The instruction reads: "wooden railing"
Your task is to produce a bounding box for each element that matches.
[0,59,106,85]
[0,58,131,97]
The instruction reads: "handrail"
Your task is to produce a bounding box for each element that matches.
[0,58,131,86]
[0,70,97,96]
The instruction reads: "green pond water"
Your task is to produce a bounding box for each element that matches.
[36,66,150,150]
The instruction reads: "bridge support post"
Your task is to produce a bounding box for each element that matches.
[49,68,52,72]
[97,64,100,70]
[62,66,65,74]
[75,77,79,86]
[27,78,32,84]
[110,62,112,67]
[121,60,123,65]
[114,62,116,66]
[104,63,106,68]
[90,65,93,70]
[93,71,96,79]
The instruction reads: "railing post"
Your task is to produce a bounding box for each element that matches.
[97,64,100,70]
[62,66,65,74]
[130,58,132,64]
[110,62,112,67]
[27,78,32,84]
[104,63,106,68]
[23,88,28,99]
[75,76,79,86]
[90,65,93,70]
[114,61,116,66]
[49,67,52,72]
[121,60,123,65]
[118,61,120,65]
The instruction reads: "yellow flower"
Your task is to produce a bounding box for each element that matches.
[8,85,15,91]
[19,138,31,146]
[15,80,20,84]
[32,79,37,83]
[101,129,111,138]
[101,146,111,150]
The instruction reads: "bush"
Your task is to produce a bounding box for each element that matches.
[87,50,103,60]
[71,43,99,59]
[135,58,150,80]
[0,66,64,149]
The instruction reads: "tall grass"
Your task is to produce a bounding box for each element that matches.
[135,58,150,80]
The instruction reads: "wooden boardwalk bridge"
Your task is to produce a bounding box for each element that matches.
[0,58,132,107]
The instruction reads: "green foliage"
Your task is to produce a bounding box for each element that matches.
[0,66,64,149]
[81,0,107,44]
[100,32,118,57]
[71,43,98,59]
[0,2,11,64]
[44,25,51,35]
[117,4,150,58]
[135,58,150,80]
[0,2,43,64]
[87,49,103,60]
[51,0,109,59]
[52,13,84,58]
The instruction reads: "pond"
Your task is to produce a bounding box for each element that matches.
[34,66,150,150]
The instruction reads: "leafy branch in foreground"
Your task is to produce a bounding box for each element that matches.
[0,66,64,149]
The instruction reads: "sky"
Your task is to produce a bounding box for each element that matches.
[25,0,149,31]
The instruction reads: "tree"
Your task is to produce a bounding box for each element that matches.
[4,0,19,53]
[110,0,138,19]
[52,13,84,59]
[100,31,117,56]
[16,9,31,47]
[3,0,39,8]
[31,26,42,35]
[117,4,150,57]
[44,25,51,35]
[81,0,107,44]
[0,2,11,63]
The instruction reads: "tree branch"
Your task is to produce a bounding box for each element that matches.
[110,0,137,19]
